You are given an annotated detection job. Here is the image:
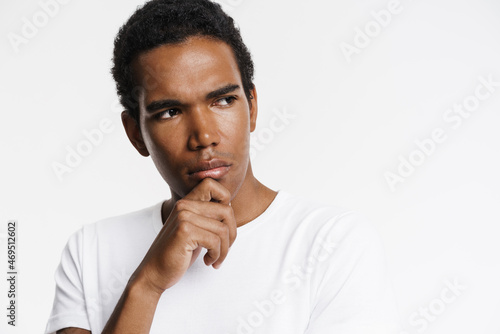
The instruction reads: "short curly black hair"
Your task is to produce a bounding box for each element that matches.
[111,0,255,125]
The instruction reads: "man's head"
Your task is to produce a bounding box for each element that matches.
[112,0,259,201]
[112,0,255,125]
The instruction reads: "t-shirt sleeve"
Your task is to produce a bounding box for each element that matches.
[45,228,91,334]
[304,211,402,334]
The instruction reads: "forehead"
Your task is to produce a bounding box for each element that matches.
[132,36,242,104]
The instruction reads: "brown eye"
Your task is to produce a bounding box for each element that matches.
[155,109,180,120]
[213,96,236,107]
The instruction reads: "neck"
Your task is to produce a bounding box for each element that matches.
[230,164,277,227]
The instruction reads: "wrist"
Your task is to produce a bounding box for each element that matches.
[127,269,165,300]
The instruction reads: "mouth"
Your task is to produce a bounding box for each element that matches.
[188,159,232,180]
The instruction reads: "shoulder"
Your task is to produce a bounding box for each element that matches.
[271,191,385,267]
[66,201,163,248]
[275,190,377,240]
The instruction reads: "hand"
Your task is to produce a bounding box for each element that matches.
[131,178,237,294]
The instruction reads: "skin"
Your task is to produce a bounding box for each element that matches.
[59,36,277,334]
[129,35,276,227]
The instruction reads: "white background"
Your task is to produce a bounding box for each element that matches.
[1,0,499,333]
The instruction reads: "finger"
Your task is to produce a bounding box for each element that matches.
[177,221,223,267]
[175,210,231,266]
[174,199,237,245]
[184,178,231,205]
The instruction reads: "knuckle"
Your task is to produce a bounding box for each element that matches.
[200,178,214,190]
[222,222,230,234]
[216,222,229,236]
[176,209,191,222]
[211,233,222,247]
[177,220,192,235]
[174,199,189,211]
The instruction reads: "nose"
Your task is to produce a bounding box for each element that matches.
[187,106,221,150]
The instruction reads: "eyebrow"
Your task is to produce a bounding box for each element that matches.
[206,83,240,100]
[145,98,182,114]
[145,83,241,113]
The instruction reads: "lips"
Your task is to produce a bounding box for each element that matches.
[188,159,232,180]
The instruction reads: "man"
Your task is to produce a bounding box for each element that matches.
[46,0,400,333]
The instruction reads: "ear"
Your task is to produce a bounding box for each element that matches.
[121,111,150,157]
[249,86,258,133]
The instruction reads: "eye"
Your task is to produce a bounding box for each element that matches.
[154,108,180,120]
[213,96,237,107]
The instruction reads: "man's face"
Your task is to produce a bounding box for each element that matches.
[126,36,257,201]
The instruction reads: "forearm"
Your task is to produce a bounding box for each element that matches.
[102,274,163,334]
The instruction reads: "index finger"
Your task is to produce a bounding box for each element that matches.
[184,178,231,205]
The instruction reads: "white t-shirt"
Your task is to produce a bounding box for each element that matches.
[45,190,401,334]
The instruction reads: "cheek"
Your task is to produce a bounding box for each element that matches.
[144,124,183,169]
[220,110,251,151]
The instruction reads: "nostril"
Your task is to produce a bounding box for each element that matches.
[186,111,221,150]
[188,129,220,150]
